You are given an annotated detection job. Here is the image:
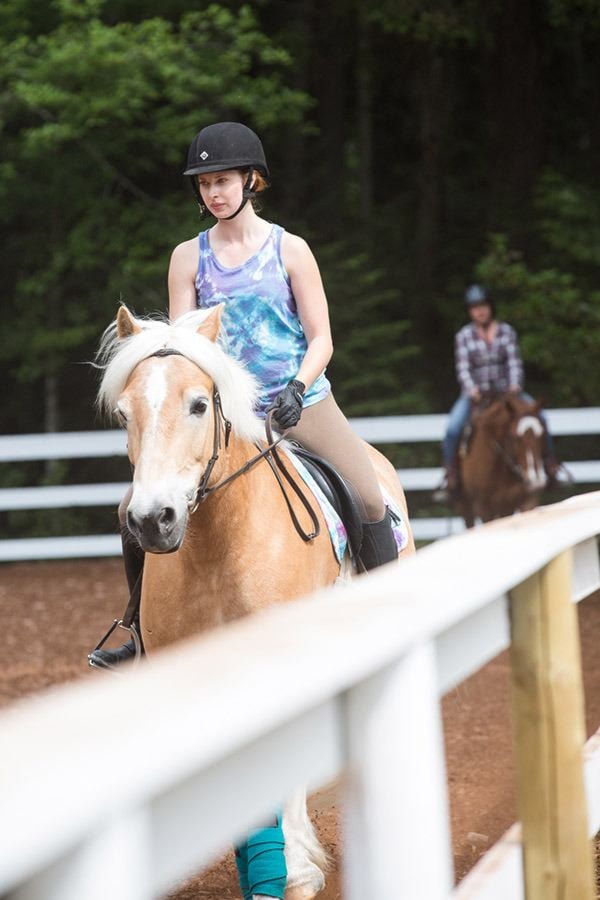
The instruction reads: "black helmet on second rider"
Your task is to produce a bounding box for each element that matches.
[184,122,269,220]
[464,283,495,317]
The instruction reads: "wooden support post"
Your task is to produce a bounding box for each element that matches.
[509,549,595,900]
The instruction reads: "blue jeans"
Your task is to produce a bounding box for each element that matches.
[442,392,553,465]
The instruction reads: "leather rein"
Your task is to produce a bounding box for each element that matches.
[150,348,320,542]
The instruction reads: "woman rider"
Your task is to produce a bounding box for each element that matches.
[91,121,399,900]
[435,283,560,499]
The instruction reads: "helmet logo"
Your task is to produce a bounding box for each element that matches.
[200,150,209,160]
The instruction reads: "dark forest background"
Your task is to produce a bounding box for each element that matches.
[1,0,600,534]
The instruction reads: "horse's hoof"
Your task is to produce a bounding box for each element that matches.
[285,871,325,900]
[284,886,321,900]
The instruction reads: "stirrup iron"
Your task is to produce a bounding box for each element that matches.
[88,619,143,670]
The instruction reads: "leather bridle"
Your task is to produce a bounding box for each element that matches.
[490,415,545,485]
[188,386,320,542]
[148,349,320,541]
[490,435,526,483]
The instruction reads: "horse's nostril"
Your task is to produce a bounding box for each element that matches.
[127,509,139,532]
[158,507,176,529]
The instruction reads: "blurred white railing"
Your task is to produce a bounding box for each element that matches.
[0,491,599,899]
[0,407,598,560]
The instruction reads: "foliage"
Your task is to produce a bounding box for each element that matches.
[317,240,422,415]
[367,0,483,46]
[0,0,308,403]
[475,232,600,406]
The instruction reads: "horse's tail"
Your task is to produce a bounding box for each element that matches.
[283,787,330,875]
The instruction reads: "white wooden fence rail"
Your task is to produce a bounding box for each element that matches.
[0,491,599,899]
[0,407,599,561]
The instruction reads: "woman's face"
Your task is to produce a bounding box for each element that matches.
[468,302,493,326]
[198,169,244,218]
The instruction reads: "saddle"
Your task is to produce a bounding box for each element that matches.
[287,443,364,563]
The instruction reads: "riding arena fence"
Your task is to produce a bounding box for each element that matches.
[0,406,599,561]
[0,490,599,899]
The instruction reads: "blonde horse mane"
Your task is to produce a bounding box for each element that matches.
[96,308,264,443]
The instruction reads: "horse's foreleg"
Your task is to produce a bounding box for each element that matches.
[519,493,539,512]
[457,492,476,529]
[282,788,327,899]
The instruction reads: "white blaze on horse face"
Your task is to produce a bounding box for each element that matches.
[525,449,547,490]
[517,416,547,490]
[127,360,201,538]
[516,415,544,438]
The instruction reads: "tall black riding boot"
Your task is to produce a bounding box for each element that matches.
[88,527,145,670]
[358,510,398,571]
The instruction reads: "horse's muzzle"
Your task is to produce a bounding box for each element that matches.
[127,505,185,553]
[525,472,548,493]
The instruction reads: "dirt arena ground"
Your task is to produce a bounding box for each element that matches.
[0,557,599,898]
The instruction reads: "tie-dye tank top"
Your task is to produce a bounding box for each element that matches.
[195,223,331,416]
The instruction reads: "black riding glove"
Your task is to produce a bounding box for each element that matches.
[269,379,306,430]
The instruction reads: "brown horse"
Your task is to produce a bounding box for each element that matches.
[97,304,414,900]
[458,394,547,527]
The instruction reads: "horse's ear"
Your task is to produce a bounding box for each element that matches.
[116,306,142,340]
[196,304,223,343]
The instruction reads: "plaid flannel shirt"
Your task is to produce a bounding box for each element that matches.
[455,322,524,394]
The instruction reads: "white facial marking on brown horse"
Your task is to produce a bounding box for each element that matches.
[525,449,547,490]
[516,415,544,437]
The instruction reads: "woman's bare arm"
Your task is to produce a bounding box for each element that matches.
[281,233,333,390]
[168,239,199,321]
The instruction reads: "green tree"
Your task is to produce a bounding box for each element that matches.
[0,0,308,431]
[475,230,600,406]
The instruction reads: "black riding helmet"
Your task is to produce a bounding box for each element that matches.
[465,283,496,317]
[184,122,270,220]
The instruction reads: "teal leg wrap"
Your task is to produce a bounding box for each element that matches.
[235,814,287,899]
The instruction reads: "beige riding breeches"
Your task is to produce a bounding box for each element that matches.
[286,391,385,523]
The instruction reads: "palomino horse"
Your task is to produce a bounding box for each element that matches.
[97,304,414,900]
[458,393,547,527]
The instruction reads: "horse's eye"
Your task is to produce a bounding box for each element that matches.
[190,398,208,416]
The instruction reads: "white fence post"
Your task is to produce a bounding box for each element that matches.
[342,641,453,900]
